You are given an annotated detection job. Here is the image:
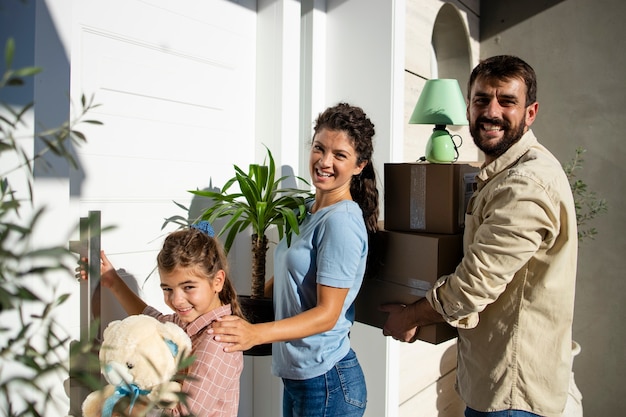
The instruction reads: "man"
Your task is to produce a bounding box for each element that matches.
[381,55,577,417]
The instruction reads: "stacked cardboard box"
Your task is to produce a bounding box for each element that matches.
[355,162,479,344]
[383,162,478,234]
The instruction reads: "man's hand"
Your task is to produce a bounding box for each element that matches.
[379,303,419,342]
[380,298,445,343]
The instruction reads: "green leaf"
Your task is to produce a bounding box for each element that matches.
[0,286,16,310]
[71,129,87,141]
[13,66,42,77]
[6,77,24,86]
[16,286,40,301]
[5,38,15,69]
[562,147,608,242]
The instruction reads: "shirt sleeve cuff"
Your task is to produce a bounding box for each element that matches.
[426,280,479,329]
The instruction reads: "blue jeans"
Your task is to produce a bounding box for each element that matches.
[282,349,367,417]
[465,407,543,417]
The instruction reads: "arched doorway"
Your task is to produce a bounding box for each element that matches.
[431,3,472,95]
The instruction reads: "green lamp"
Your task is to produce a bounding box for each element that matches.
[409,79,468,163]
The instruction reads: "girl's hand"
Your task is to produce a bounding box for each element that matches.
[74,250,147,316]
[75,257,89,281]
[99,251,119,289]
[75,250,120,289]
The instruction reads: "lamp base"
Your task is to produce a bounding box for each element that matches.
[425,128,458,163]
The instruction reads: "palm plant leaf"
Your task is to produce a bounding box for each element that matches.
[223,216,251,254]
[188,146,312,253]
[181,145,312,298]
[263,150,275,202]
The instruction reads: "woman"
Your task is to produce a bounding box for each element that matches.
[211,102,379,417]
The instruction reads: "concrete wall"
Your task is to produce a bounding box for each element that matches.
[480,0,626,415]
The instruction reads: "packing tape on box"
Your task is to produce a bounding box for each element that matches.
[406,278,433,294]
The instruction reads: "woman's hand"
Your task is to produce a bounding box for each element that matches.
[209,316,260,353]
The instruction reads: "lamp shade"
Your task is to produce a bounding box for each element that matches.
[409,79,468,126]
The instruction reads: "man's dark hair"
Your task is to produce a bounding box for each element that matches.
[468,55,537,106]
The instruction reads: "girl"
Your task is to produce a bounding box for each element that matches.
[210,103,379,417]
[81,223,243,417]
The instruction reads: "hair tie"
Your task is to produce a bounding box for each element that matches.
[191,220,215,237]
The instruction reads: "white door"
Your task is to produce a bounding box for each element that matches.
[66,0,257,414]
[69,0,257,317]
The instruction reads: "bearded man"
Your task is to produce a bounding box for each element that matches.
[381,55,578,417]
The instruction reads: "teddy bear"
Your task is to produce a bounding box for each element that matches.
[82,314,192,417]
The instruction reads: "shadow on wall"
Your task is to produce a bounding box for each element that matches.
[436,342,465,416]
[95,268,141,333]
[1,0,87,187]
[480,0,568,39]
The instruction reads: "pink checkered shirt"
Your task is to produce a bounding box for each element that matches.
[144,305,243,417]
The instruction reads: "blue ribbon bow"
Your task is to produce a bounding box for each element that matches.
[102,383,151,417]
[191,220,215,237]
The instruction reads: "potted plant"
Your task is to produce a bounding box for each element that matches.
[192,146,311,299]
[167,146,312,354]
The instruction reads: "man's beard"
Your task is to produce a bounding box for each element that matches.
[470,117,526,158]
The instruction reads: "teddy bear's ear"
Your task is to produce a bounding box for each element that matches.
[158,321,192,359]
[101,319,122,340]
[163,338,179,357]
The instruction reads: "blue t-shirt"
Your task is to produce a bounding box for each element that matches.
[272,199,368,380]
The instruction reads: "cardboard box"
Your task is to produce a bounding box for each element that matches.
[355,278,458,344]
[367,228,463,288]
[355,227,462,344]
[384,162,479,234]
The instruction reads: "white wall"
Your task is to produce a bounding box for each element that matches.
[68,0,257,316]
[67,0,259,415]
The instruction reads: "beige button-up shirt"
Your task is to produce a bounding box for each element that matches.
[427,130,578,416]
